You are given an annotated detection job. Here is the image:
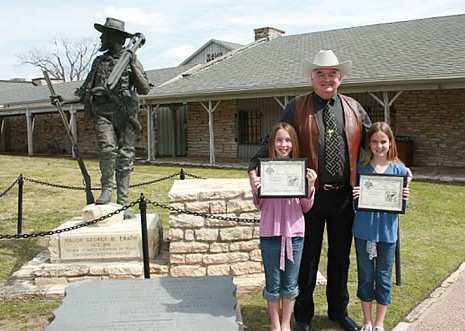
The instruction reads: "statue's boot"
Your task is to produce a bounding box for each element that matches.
[116,171,135,219]
[96,157,115,204]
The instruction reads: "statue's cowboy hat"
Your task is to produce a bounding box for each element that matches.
[94,17,133,38]
[302,50,352,78]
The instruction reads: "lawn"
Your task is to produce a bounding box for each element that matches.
[1,155,464,331]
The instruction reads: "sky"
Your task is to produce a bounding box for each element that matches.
[1,0,464,81]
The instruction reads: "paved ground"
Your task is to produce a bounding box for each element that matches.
[392,262,465,331]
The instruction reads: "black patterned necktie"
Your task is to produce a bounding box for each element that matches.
[323,101,342,176]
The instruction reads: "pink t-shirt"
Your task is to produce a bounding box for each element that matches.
[253,190,314,270]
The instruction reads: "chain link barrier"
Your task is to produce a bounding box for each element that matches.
[0,201,138,240]
[23,176,100,191]
[182,171,206,179]
[21,169,200,191]
[129,172,181,188]
[146,198,259,224]
[0,178,19,198]
[0,169,259,240]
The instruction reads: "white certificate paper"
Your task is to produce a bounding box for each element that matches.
[258,158,308,198]
[357,174,406,213]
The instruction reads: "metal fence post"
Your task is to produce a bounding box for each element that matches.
[395,225,401,286]
[17,174,24,235]
[139,193,150,279]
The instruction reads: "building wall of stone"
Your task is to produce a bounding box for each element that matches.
[394,89,465,167]
[2,89,465,167]
[168,178,262,277]
[186,100,238,158]
[2,109,149,157]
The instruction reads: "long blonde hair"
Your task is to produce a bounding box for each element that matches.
[268,122,300,158]
[363,121,402,166]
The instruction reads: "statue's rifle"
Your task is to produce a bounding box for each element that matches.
[105,32,146,90]
[43,70,95,205]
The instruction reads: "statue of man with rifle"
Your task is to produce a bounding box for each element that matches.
[76,17,151,219]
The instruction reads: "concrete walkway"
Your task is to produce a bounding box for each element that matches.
[392,262,465,331]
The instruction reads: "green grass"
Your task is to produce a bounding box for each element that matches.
[1,155,465,330]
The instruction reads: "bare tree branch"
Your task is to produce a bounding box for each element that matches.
[17,36,99,82]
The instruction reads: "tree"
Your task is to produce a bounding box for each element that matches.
[17,36,100,82]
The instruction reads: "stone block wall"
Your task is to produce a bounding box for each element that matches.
[2,109,149,157]
[186,100,238,158]
[394,89,465,167]
[2,89,465,167]
[168,178,262,278]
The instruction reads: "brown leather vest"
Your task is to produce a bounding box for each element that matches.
[294,93,363,189]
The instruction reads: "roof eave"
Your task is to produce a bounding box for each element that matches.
[142,75,465,104]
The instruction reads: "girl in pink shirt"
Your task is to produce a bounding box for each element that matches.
[250,122,317,331]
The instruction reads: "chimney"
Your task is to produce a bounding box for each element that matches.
[254,27,285,41]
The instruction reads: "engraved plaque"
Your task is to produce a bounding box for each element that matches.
[46,276,243,331]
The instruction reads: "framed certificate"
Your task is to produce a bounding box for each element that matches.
[356,173,407,213]
[258,158,308,198]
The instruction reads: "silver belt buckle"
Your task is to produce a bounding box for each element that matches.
[323,184,334,191]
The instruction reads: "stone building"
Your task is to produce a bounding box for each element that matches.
[0,14,464,167]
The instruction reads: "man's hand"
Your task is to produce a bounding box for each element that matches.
[403,186,410,201]
[306,168,317,193]
[352,186,361,200]
[248,170,261,193]
[406,167,413,186]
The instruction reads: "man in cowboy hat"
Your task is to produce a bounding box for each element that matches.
[76,17,150,219]
[249,50,371,331]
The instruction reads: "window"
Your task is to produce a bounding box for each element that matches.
[237,110,261,144]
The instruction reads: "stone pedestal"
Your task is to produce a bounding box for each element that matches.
[82,203,124,227]
[48,214,162,263]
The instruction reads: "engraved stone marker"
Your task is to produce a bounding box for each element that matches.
[48,214,162,263]
[46,276,243,331]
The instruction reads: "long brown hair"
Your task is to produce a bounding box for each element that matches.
[268,122,300,158]
[363,121,401,166]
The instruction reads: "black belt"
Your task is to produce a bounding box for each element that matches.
[321,183,347,191]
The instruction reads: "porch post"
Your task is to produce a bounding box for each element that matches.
[200,100,221,164]
[273,96,289,110]
[146,104,159,161]
[171,105,177,158]
[26,108,35,156]
[0,117,5,152]
[368,91,403,125]
[70,105,77,159]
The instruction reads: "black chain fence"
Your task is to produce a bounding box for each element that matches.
[0,169,259,240]
[16,169,205,191]
[146,199,259,224]
[0,178,18,198]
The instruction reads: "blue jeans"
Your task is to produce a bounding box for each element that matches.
[355,238,396,305]
[260,236,304,302]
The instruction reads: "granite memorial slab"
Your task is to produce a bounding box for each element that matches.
[46,276,243,331]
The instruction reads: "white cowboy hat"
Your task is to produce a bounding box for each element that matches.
[302,50,352,78]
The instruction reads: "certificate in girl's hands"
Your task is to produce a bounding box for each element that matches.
[356,173,407,213]
[258,158,308,198]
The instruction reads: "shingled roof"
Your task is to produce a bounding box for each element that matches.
[0,65,196,108]
[146,13,465,102]
[1,14,464,109]
[0,79,35,91]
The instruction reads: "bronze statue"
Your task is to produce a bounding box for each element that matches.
[76,17,150,219]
